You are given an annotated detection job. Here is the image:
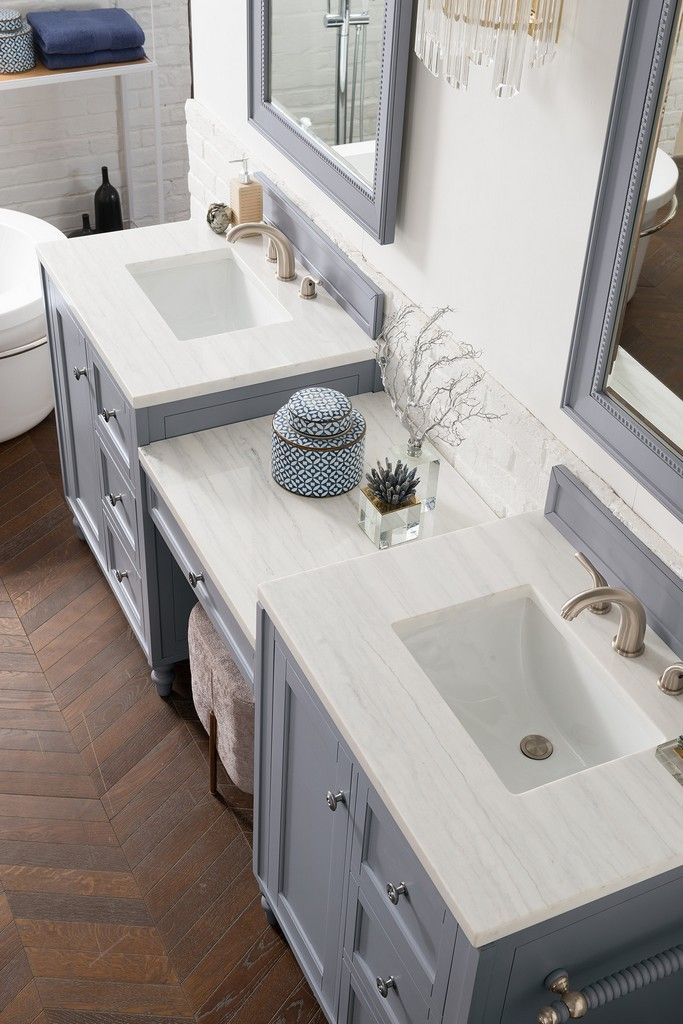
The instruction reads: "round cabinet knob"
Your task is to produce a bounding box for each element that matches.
[73,366,87,381]
[188,571,204,588]
[101,408,117,423]
[386,882,407,905]
[376,976,395,999]
[114,569,128,583]
[325,790,345,811]
[107,492,123,507]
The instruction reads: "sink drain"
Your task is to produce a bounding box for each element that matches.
[520,734,554,760]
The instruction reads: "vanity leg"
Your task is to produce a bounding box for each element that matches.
[209,712,218,797]
[151,666,175,698]
[261,894,278,930]
[72,516,85,541]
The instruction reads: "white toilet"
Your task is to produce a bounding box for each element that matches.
[627,147,679,301]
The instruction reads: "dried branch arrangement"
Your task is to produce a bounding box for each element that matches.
[376,304,501,452]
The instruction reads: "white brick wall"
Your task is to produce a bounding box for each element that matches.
[0,0,191,232]
[184,97,683,579]
[660,32,683,157]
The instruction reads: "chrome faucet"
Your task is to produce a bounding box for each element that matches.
[226,222,296,282]
[562,586,647,658]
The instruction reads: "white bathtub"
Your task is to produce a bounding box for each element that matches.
[0,209,65,442]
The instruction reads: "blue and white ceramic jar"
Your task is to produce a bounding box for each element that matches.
[272,387,366,497]
[0,9,35,74]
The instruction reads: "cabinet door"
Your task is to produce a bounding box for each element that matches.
[267,643,352,1019]
[48,287,103,557]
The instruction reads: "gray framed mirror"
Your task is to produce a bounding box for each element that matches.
[247,0,412,244]
[564,0,683,521]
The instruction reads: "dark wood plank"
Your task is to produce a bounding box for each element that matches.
[15,920,167,957]
[35,978,193,1017]
[6,892,153,927]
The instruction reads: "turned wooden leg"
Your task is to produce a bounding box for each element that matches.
[151,666,174,698]
[209,711,218,797]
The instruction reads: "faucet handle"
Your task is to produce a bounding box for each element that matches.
[575,552,612,614]
[658,663,683,695]
[265,236,277,264]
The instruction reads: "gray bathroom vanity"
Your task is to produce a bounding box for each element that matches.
[38,216,379,693]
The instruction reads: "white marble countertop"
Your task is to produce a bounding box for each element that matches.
[138,392,497,648]
[258,512,683,947]
[37,219,374,408]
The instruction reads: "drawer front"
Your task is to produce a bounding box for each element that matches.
[346,888,428,1024]
[339,960,381,1024]
[352,783,446,993]
[104,516,143,632]
[146,480,254,682]
[99,441,138,563]
[502,873,683,1024]
[92,357,133,473]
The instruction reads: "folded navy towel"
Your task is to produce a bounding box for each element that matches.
[27,9,144,56]
[35,43,145,69]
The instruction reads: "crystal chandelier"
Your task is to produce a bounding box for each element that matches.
[414,0,563,98]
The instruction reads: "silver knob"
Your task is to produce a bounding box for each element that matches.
[114,569,128,583]
[101,408,117,423]
[188,571,204,588]
[107,493,123,507]
[386,882,407,905]
[73,366,87,381]
[265,236,278,263]
[376,976,395,998]
[299,275,319,300]
[326,790,345,811]
[658,663,683,695]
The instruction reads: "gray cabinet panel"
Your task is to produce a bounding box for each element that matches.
[98,439,138,562]
[92,357,134,473]
[352,781,448,999]
[48,290,103,558]
[500,872,683,1024]
[339,961,382,1024]
[345,886,428,1024]
[266,643,352,1019]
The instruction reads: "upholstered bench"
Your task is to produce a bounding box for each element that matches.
[188,602,255,795]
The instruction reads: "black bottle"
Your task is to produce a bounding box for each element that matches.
[94,166,123,233]
[67,213,95,238]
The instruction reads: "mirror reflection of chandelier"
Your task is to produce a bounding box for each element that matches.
[415,0,563,98]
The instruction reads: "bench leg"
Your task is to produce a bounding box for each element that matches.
[209,712,218,797]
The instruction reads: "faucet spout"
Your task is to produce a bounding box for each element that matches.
[561,586,646,658]
[226,222,296,282]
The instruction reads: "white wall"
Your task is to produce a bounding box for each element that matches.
[189,0,683,561]
[0,0,191,232]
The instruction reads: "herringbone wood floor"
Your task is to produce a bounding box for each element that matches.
[0,416,317,1024]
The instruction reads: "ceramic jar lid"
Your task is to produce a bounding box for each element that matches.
[286,387,352,438]
[0,9,23,34]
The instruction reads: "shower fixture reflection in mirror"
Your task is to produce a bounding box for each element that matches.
[248,0,413,243]
[415,0,564,98]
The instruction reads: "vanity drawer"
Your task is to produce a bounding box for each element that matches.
[92,356,134,474]
[146,479,254,682]
[99,440,138,563]
[339,959,382,1024]
[351,782,447,997]
[345,886,428,1024]
[104,517,143,633]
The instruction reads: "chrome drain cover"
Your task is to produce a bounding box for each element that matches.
[520,734,553,760]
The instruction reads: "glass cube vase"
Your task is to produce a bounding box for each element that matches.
[358,487,423,550]
[390,438,440,512]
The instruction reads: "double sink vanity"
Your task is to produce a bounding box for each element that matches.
[35,184,683,1024]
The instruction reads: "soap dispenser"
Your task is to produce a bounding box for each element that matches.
[229,157,263,233]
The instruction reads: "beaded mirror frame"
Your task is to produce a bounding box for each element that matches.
[247,0,413,245]
[563,0,683,521]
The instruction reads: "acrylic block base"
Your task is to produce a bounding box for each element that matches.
[358,488,422,550]
[390,439,440,511]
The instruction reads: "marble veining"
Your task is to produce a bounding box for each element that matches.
[138,393,497,647]
[37,219,375,408]
[257,512,683,947]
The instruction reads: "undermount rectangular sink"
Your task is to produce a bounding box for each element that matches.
[393,586,663,794]
[127,249,291,341]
